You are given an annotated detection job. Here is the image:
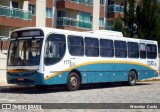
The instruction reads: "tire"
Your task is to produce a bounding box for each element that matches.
[128,71,137,86]
[67,72,80,91]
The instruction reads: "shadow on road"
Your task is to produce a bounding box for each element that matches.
[0,82,152,94]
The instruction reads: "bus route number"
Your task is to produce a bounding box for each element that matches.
[147,61,155,66]
[64,60,76,67]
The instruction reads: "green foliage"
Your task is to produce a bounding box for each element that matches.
[123,0,160,43]
[113,18,123,32]
[123,0,137,38]
[136,0,160,40]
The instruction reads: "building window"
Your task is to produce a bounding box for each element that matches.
[100,0,105,5]
[29,4,36,15]
[46,8,52,18]
[147,44,157,59]
[106,20,113,30]
[12,2,18,8]
[100,39,114,57]
[78,0,93,6]
[68,35,84,56]
[57,11,66,17]
[114,40,127,58]
[79,12,91,21]
[128,42,139,58]
[108,0,114,5]
[107,20,113,26]
[85,37,99,57]
[99,18,104,27]
[139,43,146,59]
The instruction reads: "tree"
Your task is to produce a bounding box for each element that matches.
[113,18,123,32]
[123,0,137,38]
[136,0,160,41]
[112,18,129,37]
[123,0,160,43]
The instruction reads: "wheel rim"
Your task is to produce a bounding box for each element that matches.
[70,77,77,88]
[130,72,136,83]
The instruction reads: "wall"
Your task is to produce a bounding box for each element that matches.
[92,0,100,31]
[36,0,46,27]
[0,52,7,84]
[0,0,10,6]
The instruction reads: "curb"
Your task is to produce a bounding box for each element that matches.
[138,77,160,82]
[0,86,11,91]
[0,85,35,92]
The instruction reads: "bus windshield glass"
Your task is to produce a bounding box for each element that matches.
[8,38,43,66]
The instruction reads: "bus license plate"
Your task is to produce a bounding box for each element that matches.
[18,78,24,81]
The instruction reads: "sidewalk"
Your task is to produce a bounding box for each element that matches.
[0,53,8,86]
[141,76,160,82]
[0,70,8,86]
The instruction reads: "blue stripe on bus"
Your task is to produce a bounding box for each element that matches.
[7,62,158,85]
[45,60,155,80]
[44,63,158,85]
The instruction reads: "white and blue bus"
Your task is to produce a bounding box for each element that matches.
[6,27,159,91]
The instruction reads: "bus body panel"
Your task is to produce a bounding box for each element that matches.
[6,61,158,85]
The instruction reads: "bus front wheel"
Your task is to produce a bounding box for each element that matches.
[128,71,137,86]
[67,72,80,91]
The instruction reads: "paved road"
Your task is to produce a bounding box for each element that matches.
[0,81,160,111]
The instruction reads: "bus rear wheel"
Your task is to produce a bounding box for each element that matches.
[67,72,80,91]
[128,71,137,86]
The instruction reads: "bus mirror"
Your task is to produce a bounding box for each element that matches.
[0,38,8,55]
[0,39,4,53]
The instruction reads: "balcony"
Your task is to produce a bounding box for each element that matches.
[107,4,124,18]
[66,0,93,6]
[57,17,92,30]
[0,36,7,39]
[0,5,32,20]
[0,5,33,27]
[56,0,93,14]
[108,4,124,13]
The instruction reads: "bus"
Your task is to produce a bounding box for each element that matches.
[5,27,159,91]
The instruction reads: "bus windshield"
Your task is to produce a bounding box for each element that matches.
[8,38,43,66]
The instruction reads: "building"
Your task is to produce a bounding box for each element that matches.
[0,0,124,39]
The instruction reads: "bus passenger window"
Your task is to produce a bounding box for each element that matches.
[85,37,99,57]
[139,43,146,59]
[44,34,66,65]
[68,35,84,56]
[128,42,139,58]
[147,44,157,59]
[100,39,114,57]
[114,40,127,58]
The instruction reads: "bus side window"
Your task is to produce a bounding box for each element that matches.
[147,44,157,59]
[44,34,66,65]
[100,39,114,57]
[114,40,127,58]
[85,37,99,57]
[128,42,139,58]
[139,43,146,59]
[68,35,84,56]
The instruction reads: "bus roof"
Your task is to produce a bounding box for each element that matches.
[11,27,123,37]
[10,27,157,44]
[93,30,123,37]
